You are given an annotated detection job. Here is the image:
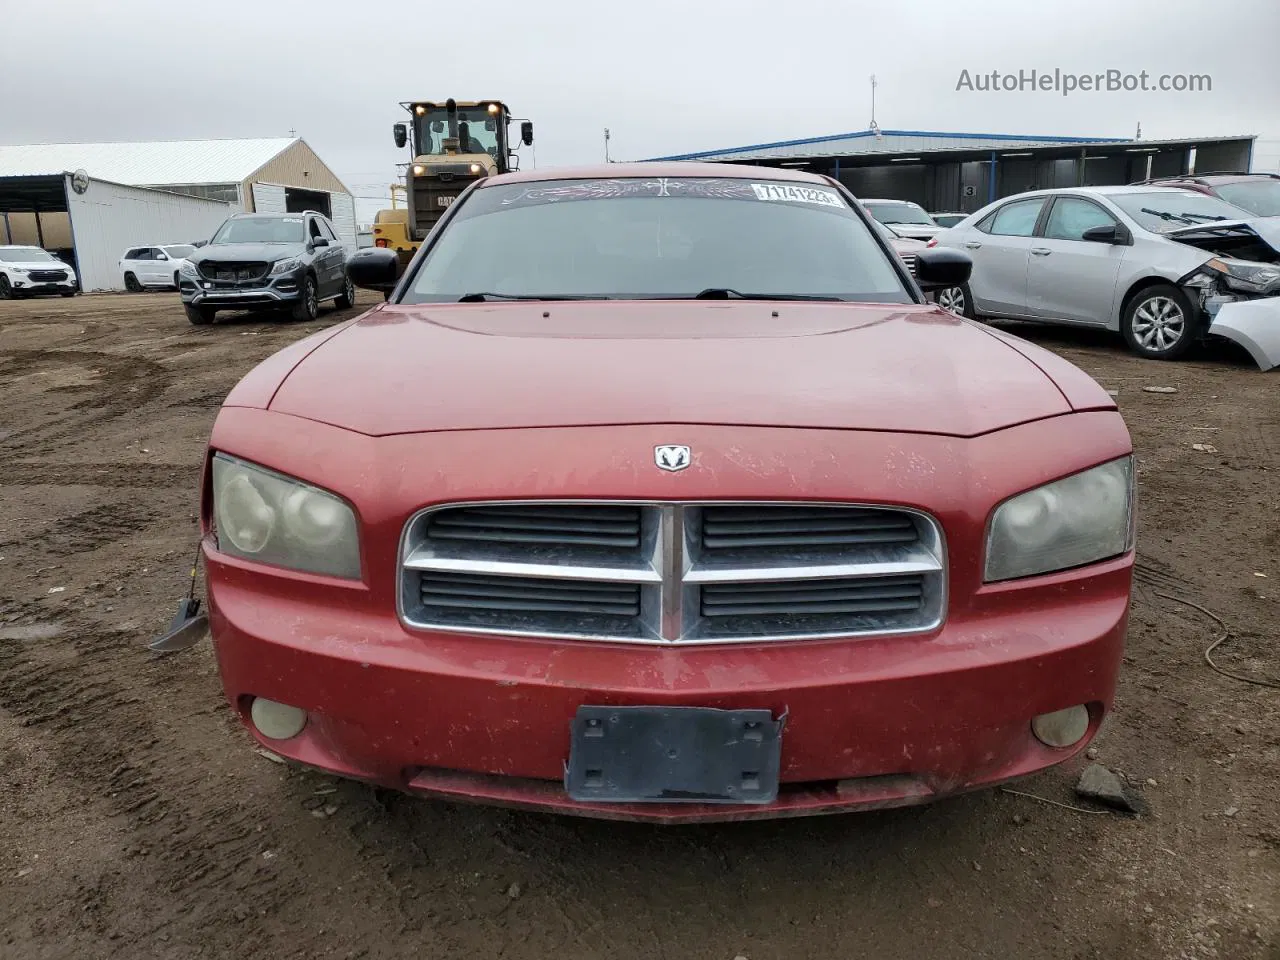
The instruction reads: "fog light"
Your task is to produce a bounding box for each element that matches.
[1031,705,1090,748]
[250,697,307,741]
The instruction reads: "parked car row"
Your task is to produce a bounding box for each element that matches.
[925,179,1280,368]
[856,171,1280,368]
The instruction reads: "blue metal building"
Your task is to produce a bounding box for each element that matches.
[649,129,1257,213]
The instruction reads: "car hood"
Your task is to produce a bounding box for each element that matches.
[263,301,1094,438]
[191,242,305,263]
[1162,216,1280,256]
[5,259,68,270]
[882,224,943,239]
[890,237,929,253]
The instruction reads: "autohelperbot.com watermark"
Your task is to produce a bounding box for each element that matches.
[956,68,1212,97]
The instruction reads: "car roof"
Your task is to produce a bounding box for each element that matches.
[989,184,1223,201]
[229,211,323,220]
[484,161,834,187]
[1138,173,1279,185]
[860,198,920,204]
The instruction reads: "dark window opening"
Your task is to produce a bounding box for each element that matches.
[284,187,331,217]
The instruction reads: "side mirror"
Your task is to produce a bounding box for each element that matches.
[310,236,329,249]
[393,123,408,150]
[521,121,534,146]
[912,247,973,290]
[348,248,400,294]
[155,252,168,261]
[1081,223,1129,245]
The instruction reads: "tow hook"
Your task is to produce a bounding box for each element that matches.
[149,545,208,653]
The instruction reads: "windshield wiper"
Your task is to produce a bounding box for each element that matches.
[688,288,844,302]
[455,292,610,302]
[1178,212,1229,223]
[1140,207,1197,226]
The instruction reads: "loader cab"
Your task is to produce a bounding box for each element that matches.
[391,98,535,246]
[406,100,520,172]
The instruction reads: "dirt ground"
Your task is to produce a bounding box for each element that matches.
[0,290,1276,960]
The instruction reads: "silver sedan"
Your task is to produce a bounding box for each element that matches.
[930,185,1280,368]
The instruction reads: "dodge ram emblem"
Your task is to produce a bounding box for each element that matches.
[654,445,691,472]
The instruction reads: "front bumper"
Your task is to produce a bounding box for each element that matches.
[1205,296,1280,370]
[180,267,304,308]
[209,557,1127,822]
[203,411,1134,823]
[10,276,76,295]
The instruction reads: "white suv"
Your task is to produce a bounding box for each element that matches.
[120,244,197,291]
[0,246,78,299]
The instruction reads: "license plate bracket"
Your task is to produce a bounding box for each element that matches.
[565,706,783,804]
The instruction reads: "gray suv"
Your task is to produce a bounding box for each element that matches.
[180,211,355,325]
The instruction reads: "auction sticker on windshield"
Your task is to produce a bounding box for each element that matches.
[750,183,844,207]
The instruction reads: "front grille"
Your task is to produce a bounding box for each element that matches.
[410,171,479,238]
[198,261,269,283]
[700,575,925,617]
[902,255,918,278]
[426,504,642,549]
[29,269,68,282]
[401,502,945,644]
[701,505,917,551]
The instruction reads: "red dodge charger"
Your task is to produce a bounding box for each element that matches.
[201,163,1134,823]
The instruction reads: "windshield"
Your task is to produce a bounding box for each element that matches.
[162,244,195,259]
[1111,191,1251,233]
[211,217,305,244]
[864,202,936,226]
[0,247,55,262]
[413,106,502,162]
[404,178,910,304]
[1214,180,1280,218]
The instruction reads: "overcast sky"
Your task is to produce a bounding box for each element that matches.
[4,0,1277,222]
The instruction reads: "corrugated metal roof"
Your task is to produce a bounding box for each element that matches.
[0,138,298,186]
[648,129,1132,162]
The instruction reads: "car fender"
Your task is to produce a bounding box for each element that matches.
[1110,237,1214,329]
[1207,298,1280,370]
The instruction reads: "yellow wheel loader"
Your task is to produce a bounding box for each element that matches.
[372,99,534,267]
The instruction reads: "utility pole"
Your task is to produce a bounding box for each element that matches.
[604,128,612,163]
[869,75,882,139]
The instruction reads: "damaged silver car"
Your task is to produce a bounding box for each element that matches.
[930,185,1280,369]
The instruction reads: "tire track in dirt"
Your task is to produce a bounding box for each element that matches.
[1133,555,1199,596]
[0,620,298,956]
[0,349,173,457]
[0,463,198,488]
[0,501,165,557]
[168,391,227,410]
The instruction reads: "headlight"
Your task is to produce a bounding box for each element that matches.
[13,267,30,275]
[985,457,1133,582]
[1203,257,1280,295]
[412,164,426,176]
[180,260,199,276]
[269,257,303,276]
[212,454,360,578]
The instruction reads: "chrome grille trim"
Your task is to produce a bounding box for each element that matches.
[399,501,946,644]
